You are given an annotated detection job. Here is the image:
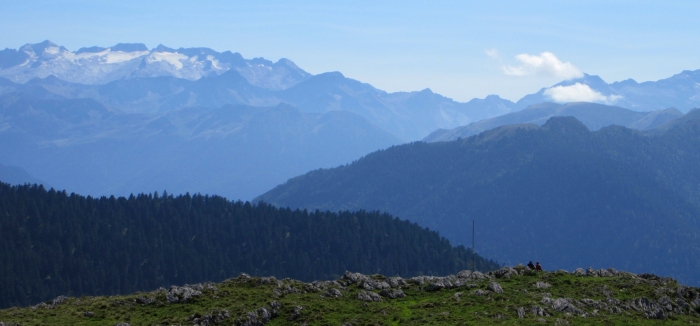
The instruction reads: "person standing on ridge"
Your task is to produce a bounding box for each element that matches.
[535,262,542,271]
[527,261,535,270]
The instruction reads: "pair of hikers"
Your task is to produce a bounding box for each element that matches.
[527,261,542,271]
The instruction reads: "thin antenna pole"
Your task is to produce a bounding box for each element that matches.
[472,220,475,271]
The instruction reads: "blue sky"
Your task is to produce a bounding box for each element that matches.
[2,1,699,101]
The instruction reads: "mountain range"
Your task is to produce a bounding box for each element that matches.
[1,40,700,205]
[257,113,700,285]
[424,102,684,142]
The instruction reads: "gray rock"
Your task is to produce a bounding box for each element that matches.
[357,290,382,302]
[531,305,549,316]
[166,285,202,303]
[534,282,551,289]
[343,271,368,284]
[551,298,584,315]
[426,282,445,292]
[457,270,472,278]
[516,307,526,318]
[380,289,406,299]
[288,306,303,321]
[586,267,597,277]
[358,278,390,290]
[471,289,488,296]
[84,311,94,317]
[269,301,282,314]
[114,323,131,326]
[236,308,270,326]
[628,297,666,320]
[192,309,231,326]
[387,276,407,288]
[50,296,70,307]
[467,271,488,281]
[573,268,585,276]
[580,298,608,310]
[597,269,614,277]
[322,288,343,298]
[658,296,674,311]
[135,297,153,305]
[487,281,504,294]
[282,284,299,295]
[493,267,517,279]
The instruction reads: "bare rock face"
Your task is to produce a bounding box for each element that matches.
[516,307,526,318]
[487,282,504,294]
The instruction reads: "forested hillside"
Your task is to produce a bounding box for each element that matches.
[0,183,498,308]
[257,114,700,286]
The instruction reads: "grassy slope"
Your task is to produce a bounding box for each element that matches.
[1,267,699,325]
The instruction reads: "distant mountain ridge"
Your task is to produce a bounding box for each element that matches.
[516,72,700,112]
[257,114,700,285]
[0,40,310,90]
[424,102,685,142]
[0,93,400,199]
[0,68,511,141]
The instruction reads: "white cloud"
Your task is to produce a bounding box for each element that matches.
[502,52,583,79]
[485,48,499,59]
[544,83,622,104]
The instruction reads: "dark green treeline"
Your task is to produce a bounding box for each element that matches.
[0,182,498,308]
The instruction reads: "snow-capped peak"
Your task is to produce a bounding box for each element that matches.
[0,41,311,90]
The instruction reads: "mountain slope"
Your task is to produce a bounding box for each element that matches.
[257,116,700,285]
[424,102,683,142]
[0,182,499,308]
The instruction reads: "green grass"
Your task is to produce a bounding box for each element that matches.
[1,269,699,325]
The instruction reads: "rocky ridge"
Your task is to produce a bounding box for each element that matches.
[2,266,699,325]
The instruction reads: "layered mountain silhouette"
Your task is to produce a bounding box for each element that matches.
[2,40,700,208]
[0,93,399,199]
[424,102,684,142]
[257,114,700,285]
[516,72,700,112]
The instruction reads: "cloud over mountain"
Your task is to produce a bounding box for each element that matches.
[502,52,583,79]
[544,83,622,104]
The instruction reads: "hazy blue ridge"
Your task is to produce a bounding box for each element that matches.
[423,102,685,142]
[0,163,46,186]
[256,115,700,286]
[0,93,401,200]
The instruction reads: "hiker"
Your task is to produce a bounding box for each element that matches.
[527,261,535,270]
[535,262,542,271]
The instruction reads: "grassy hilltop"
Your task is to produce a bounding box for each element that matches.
[1,266,699,325]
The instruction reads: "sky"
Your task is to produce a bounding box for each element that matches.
[1,1,699,102]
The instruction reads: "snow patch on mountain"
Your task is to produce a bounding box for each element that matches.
[147,51,188,69]
[0,41,311,90]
